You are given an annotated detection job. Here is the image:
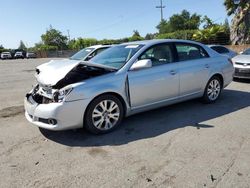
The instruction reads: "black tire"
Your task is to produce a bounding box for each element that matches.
[202,76,222,104]
[84,94,124,134]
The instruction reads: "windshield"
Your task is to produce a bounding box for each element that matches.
[89,44,143,69]
[70,48,94,60]
[242,48,250,55]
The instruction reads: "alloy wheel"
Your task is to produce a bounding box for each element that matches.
[207,79,221,101]
[92,100,120,131]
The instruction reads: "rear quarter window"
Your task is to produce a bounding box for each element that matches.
[211,46,229,54]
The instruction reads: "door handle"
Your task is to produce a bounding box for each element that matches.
[170,70,177,75]
[205,64,210,68]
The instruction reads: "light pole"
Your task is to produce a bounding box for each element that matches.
[156,0,166,22]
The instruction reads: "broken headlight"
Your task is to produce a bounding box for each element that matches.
[53,87,73,103]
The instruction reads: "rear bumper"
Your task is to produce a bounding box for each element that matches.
[24,95,90,131]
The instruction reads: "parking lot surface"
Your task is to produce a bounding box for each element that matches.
[0,58,250,188]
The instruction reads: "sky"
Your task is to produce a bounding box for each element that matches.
[0,0,229,49]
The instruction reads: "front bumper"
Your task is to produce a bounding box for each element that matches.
[24,94,90,131]
[234,68,250,79]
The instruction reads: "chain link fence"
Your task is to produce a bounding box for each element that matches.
[36,50,78,58]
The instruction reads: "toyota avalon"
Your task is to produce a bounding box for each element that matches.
[24,39,234,134]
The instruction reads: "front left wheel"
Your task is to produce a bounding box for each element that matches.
[84,95,124,134]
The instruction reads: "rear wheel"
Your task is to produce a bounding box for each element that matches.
[84,95,124,134]
[202,76,222,103]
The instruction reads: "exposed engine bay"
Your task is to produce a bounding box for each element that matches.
[28,64,114,104]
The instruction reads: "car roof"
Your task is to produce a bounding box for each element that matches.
[121,39,206,46]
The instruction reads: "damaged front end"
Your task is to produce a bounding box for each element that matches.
[27,62,116,105]
[27,84,73,104]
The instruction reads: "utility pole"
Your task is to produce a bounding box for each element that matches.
[67,29,71,43]
[156,0,166,22]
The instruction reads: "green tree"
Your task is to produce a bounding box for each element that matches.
[202,16,215,29]
[193,25,229,44]
[68,38,98,50]
[41,25,68,49]
[34,42,58,51]
[156,20,172,34]
[224,0,250,44]
[145,33,155,40]
[128,30,144,41]
[18,40,26,50]
[156,10,201,34]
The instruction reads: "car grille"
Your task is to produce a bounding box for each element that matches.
[234,68,250,78]
[235,62,250,66]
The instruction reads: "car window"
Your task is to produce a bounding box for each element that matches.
[87,47,110,61]
[90,45,143,69]
[176,43,208,61]
[70,48,94,60]
[95,47,109,55]
[242,48,250,55]
[139,44,174,66]
[211,46,229,54]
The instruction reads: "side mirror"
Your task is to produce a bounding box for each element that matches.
[130,59,152,71]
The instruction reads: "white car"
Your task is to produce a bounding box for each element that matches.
[26,52,37,59]
[69,45,111,61]
[1,52,12,59]
[14,51,24,59]
[208,45,237,59]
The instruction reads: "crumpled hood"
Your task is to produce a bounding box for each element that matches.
[36,59,81,86]
[232,55,250,63]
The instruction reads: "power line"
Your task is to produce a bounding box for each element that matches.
[156,0,166,22]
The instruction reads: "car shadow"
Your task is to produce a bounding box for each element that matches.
[40,89,250,147]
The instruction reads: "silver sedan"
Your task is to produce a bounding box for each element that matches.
[232,48,250,79]
[24,39,234,134]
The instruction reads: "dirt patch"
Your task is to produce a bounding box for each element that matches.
[88,147,108,157]
[0,106,24,118]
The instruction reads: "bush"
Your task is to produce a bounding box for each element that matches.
[156,30,197,40]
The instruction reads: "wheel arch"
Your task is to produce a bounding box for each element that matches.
[209,73,224,87]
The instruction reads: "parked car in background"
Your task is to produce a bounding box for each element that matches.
[232,48,250,79]
[26,52,37,59]
[208,45,237,59]
[1,52,12,59]
[14,51,24,59]
[70,45,111,61]
[24,39,234,134]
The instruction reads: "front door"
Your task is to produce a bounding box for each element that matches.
[128,43,179,108]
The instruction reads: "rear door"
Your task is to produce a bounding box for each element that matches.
[175,43,211,96]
